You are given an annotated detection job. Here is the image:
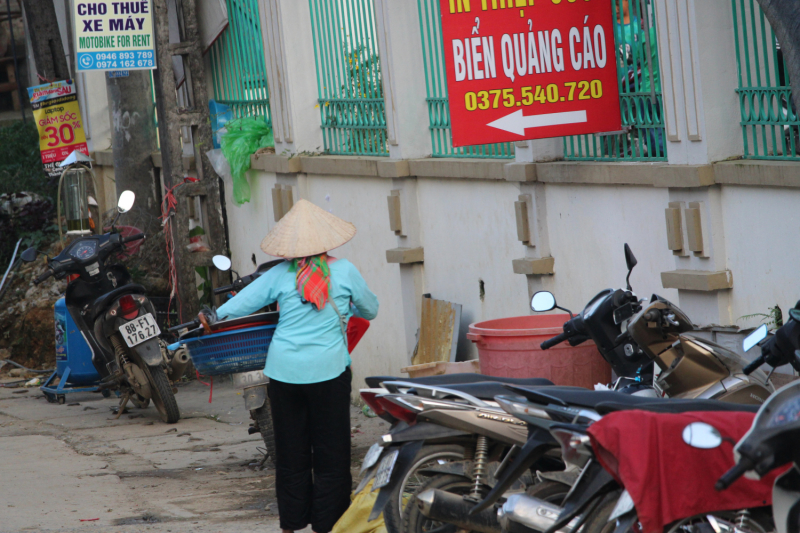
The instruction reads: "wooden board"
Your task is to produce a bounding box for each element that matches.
[412,297,461,366]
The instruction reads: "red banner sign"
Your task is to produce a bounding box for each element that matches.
[440,0,622,147]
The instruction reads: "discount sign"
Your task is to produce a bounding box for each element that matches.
[440,0,622,147]
[28,80,89,178]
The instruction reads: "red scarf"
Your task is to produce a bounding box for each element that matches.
[291,254,330,310]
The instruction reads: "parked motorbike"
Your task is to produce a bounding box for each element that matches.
[717,308,800,533]
[480,308,798,533]
[533,244,774,402]
[359,375,560,533]
[167,254,283,463]
[20,191,181,423]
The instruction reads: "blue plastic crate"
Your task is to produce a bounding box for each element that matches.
[184,325,275,376]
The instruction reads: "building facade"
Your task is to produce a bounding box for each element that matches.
[65,0,799,387]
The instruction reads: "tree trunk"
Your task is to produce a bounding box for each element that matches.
[20,0,70,81]
[105,73,162,232]
[756,0,800,114]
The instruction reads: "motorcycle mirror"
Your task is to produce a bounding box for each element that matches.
[20,247,38,263]
[789,308,800,323]
[624,243,637,291]
[117,190,135,213]
[742,324,768,353]
[212,255,232,272]
[682,422,722,449]
[531,291,557,312]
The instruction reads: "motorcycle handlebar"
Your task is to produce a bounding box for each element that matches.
[743,354,766,375]
[541,331,571,350]
[33,269,54,285]
[168,319,199,332]
[122,232,145,244]
[214,284,234,295]
[644,309,660,322]
[715,458,753,491]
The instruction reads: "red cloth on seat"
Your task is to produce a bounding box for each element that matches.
[347,316,370,353]
[587,410,782,533]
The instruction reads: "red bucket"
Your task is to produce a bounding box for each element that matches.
[467,314,611,389]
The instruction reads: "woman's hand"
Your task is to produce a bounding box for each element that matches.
[197,307,219,334]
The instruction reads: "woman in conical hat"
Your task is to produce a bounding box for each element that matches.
[208,199,379,533]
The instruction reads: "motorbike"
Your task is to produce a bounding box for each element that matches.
[20,191,182,423]
[532,244,774,403]
[359,375,560,533]
[479,313,799,533]
[717,306,800,533]
[167,254,284,463]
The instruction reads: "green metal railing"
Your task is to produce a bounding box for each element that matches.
[209,0,272,123]
[732,0,799,159]
[564,0,666,161]
[308,0,388,156]
[416,0,513,158]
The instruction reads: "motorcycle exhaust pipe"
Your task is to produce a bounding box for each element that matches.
[169,348,190,380]
[498,494,577,533]
[417,489,500,533]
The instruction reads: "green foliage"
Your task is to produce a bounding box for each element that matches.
[0,122,58,267]
[739,305,784,329]
[0,121,54,198]
[195,266,212,307]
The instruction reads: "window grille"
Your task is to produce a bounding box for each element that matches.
[563,0,667,161]
[209,0,272,124]
[308,0,389,156]
[731,0,799,160]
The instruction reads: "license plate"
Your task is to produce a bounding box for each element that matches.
[361,442,383,474]
[372,449,399,490]
[119,313,161,347]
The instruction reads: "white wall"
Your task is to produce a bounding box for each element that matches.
[543,184,679,309]
[721,186,800,328]
[223,172,695,388]
[416,179,530,361]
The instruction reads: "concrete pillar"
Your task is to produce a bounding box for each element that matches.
[258,0,325,154]
[374,0,432,160]
[654,0,744,164]
[663,186,734,326]
[389,177,426,363]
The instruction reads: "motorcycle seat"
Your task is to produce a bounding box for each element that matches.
[89,284,147,320]
[507,385,761,413]
[365,374,554,389]
[595,399,760,414]
[413,380,553,402]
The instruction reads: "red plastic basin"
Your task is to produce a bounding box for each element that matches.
[467,314,611,389]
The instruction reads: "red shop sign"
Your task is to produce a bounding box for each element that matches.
[440,0,622,147]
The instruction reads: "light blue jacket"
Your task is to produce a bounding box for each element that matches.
[215,258,379,384]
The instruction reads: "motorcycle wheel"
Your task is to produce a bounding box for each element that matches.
[252,404,277,466]
[142,364,180,424]
[382,444,465,533]
[402,474,475,533]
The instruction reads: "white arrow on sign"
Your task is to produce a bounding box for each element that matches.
[487,109,588,136]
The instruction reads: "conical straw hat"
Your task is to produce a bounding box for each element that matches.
[260,199,356,258]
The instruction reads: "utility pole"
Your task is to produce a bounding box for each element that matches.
[105,73,162,231]
[152,0,229,321]
[20,0,69,81]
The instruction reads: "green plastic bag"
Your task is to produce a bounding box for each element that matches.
[220,117,274,205]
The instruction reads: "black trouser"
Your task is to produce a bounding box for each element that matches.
[268,367,352,532]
